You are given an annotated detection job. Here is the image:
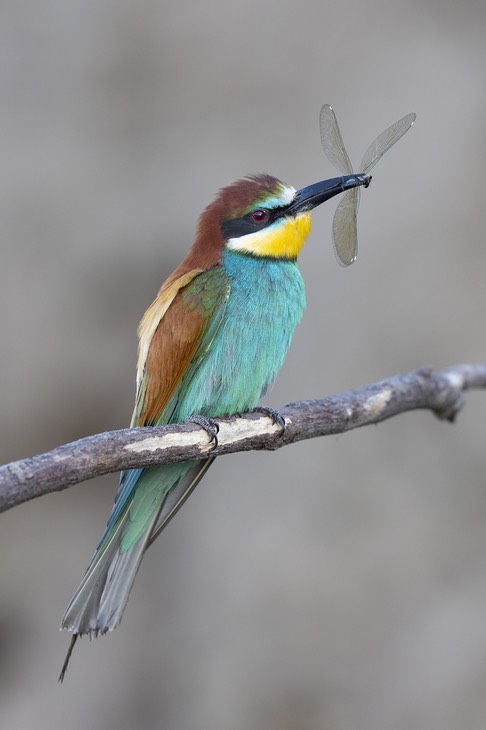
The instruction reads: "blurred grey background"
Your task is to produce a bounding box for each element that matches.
[1,1,486,728]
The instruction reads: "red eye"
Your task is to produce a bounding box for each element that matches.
[251,209,268,223]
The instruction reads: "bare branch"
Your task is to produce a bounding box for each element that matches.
[1,364,485,514]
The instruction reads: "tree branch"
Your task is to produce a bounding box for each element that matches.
[1,364,485,514]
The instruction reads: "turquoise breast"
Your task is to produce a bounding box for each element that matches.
[175,250,306,420]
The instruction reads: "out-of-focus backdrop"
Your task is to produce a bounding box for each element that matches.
[1,1,486,728]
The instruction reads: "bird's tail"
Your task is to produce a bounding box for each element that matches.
[60,459,212,679]
[60,490,155,638]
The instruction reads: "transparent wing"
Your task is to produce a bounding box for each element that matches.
[332,187,361,266]
[320,104,353,175]
[360,112,416,174]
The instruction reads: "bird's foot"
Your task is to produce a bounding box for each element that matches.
[253,406,286,435]
[188,414,219,448]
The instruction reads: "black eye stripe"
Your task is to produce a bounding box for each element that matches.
[221,205,288,240]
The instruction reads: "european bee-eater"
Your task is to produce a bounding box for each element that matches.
[60,171,369,677]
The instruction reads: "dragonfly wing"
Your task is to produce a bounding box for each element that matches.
[320,104,353,175]
[360,112,416,174]
[332,187,360,266]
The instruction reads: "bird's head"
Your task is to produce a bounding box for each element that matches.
[190,173,367,267]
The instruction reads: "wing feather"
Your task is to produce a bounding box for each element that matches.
[133,265,230,428]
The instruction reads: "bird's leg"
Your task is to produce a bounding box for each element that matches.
[188,414,219,448]
[253,406,286,435]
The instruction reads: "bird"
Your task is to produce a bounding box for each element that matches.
[59,170,368,679]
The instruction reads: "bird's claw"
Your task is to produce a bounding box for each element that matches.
[254,406,286,435]
[189,415,220,448]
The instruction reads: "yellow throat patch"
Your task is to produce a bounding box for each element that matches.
[226,212,312,259]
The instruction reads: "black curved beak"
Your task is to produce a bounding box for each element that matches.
[287,174,371,216]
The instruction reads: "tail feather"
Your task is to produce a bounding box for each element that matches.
[148,457,214,546]
[60,460,213,678]
[61,505,156,636]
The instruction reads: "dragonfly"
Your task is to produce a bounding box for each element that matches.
[320,104,416,266]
